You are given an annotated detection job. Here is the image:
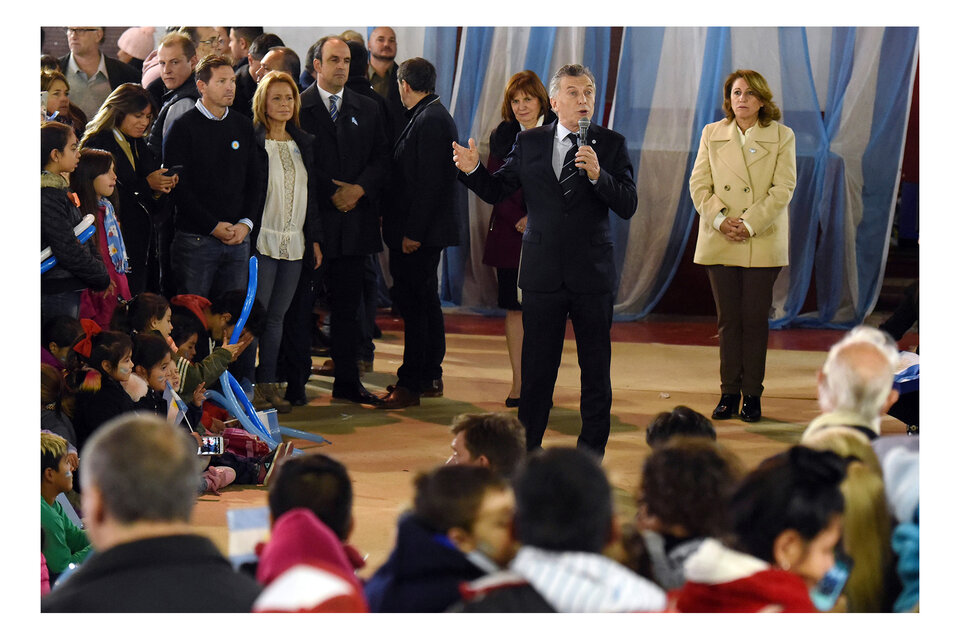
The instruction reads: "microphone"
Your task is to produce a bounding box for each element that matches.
[577,117,590,176]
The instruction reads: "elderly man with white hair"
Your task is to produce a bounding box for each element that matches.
[801,326,901,441]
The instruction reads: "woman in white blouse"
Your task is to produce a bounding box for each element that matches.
[251,70,322,412]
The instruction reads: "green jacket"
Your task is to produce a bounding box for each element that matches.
[41,496,91,574]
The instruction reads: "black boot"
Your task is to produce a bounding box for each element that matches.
[712,394,740,420]
[740,395,762,422]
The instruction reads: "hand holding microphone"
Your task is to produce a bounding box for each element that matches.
[575,116,600,181]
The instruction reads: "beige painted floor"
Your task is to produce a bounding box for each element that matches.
[191,327,908,579]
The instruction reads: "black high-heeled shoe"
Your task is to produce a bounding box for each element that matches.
[505,396,520,408]
[712,394,740,420]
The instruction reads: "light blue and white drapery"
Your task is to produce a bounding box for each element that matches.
[441,26,916,328]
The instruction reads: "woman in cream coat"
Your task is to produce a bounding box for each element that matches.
[689,69,796,423]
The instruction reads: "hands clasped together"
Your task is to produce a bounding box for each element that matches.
[719,217,751,242]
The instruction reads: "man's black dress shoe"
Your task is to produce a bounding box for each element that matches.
[332,384,384,406]
[712,394,740,420]
[740,395,762,422]
[421,378,443,398]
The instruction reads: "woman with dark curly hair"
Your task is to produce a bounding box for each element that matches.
[636,437,743,589]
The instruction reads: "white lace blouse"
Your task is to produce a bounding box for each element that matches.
[257,139,309,260]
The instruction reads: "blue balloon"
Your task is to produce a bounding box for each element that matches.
[279,426,332,446]
[40,222,98,274]
[229,256,258,345]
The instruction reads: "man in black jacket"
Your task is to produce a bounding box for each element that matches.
[454,64,638,459]
[41,413,262,612]
[59,27,140,118]
[146,32,199,155]
[163,55,260,300]
[366,26,406,142]
[299,36,390,406]
[380,57,461,409]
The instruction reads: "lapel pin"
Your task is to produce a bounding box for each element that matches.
[351,116,358,125]
[749,148,756,153]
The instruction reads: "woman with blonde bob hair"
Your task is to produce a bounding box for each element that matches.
[483,70,556,407]
[249,70,321,412]
[689,69,796,424]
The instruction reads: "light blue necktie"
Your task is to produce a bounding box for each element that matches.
[329,94,339,123]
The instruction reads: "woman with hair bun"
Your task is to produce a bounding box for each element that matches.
[671,446,847,612]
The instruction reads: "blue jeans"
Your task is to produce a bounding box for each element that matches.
[254,255,302,382]
[171,231,250,299]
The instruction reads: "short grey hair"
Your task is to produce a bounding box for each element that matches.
[818,326,901,421]
[548,64,596,98]
[81,413,203,524]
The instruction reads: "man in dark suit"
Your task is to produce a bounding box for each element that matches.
[380,57,461,409]
[454,64,637,459]
[299,36,390,406]
[60,27,140,118]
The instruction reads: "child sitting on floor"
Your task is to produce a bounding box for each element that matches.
[41,433,90,582]
[71,330,135,452]
[128,333,292,494]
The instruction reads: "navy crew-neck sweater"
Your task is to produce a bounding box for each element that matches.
[163,106,262,236]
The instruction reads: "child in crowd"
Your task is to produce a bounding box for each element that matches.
[252,453,369,612]
[41,314,84,374]
[70,148,132,327]
[170,309,204,363]
[71,330,135,452]
[645,405,717,448]
[670,446,849,613]
[41,121,109,324]
[635,437,744,590]
[41,363,77,448]
[365,465,512,613]
[41,433,90,581]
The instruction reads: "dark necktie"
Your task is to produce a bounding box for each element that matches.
[329,94,339,123]
[558,132,579,200]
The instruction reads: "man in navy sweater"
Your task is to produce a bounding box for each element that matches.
[164,55,261,299]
